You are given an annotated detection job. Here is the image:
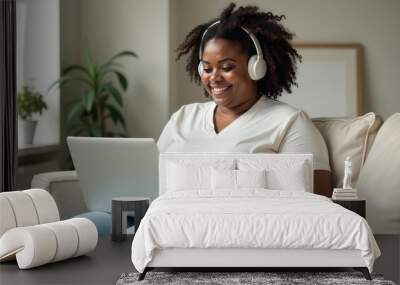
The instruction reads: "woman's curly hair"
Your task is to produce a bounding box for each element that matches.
[176,3,301,99]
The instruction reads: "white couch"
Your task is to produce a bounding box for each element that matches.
[31,112,400,234]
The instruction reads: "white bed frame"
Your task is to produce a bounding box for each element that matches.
[148,248,366,267]
[139,153,371,280]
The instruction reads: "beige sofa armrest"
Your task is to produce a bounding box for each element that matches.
[31,171,87,219]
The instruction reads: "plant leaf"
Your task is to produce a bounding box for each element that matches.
[84,47,97,82]
[104,62,123,69]
[98,62,122,78]
[79,115,99,137]
[47,76,74,92]
[99,50,137,78]
[66,100,83,125]
[89,125,102,137]
[108,50,138,63]
[113,71,128,91]
[68,125,87,136]
[92,64,100,88]
[82,90,95,112]
[75,77,95,88]
[63,65,90,77]
[17,86,47,119]
[103,83,123,107]
[106,104,126,130]
[48,75,94,93]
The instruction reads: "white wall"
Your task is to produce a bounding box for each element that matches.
[168,0,179,115]
[18,0,60,145]
[173,0,400,120]
[79,0,170,139]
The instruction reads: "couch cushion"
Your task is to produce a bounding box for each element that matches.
[356,113,400,234]
[313,112,382,188]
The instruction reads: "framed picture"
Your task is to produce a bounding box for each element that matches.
[280,43,363,118]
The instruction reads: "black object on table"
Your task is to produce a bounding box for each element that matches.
[332,199,366,218]
[112,197,149,242]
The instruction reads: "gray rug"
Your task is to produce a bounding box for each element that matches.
[116,271,396,285]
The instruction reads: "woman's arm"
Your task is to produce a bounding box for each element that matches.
[279,111,332,196]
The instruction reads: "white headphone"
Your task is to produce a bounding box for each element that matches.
[198,20,267,81]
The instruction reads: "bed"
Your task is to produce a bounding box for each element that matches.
[131,153,380,280]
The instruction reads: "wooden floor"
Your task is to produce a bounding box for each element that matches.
[0,236,134,285]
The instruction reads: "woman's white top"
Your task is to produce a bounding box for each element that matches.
[158,96,330,170]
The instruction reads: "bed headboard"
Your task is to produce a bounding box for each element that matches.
[159,153,313,195]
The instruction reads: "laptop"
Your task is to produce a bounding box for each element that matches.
[67,137,159,213]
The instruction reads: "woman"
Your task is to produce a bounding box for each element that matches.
[158,3,332,196]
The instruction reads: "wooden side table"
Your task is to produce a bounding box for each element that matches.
[332,199,366,218]
[112,197,149,242]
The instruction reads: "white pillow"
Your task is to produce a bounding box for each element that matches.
[164,156,236,191]
[237,169,267,189]
[211,169,267,190]
[166,159,235,191]
[167,163,209,191]
[238,159,310,192]
[266,163,307,191]
[211,168,236,190]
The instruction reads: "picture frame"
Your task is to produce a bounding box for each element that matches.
[279,43,363,118]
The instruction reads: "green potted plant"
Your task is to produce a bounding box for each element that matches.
[17,85,48,145]
[50,49,137,137]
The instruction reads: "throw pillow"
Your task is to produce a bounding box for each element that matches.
[313,112,382,188]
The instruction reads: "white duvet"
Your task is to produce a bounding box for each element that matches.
[131,190,380,273]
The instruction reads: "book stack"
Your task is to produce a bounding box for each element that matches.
[332,188,359,200]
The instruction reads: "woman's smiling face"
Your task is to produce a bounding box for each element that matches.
[200,38,258,110]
